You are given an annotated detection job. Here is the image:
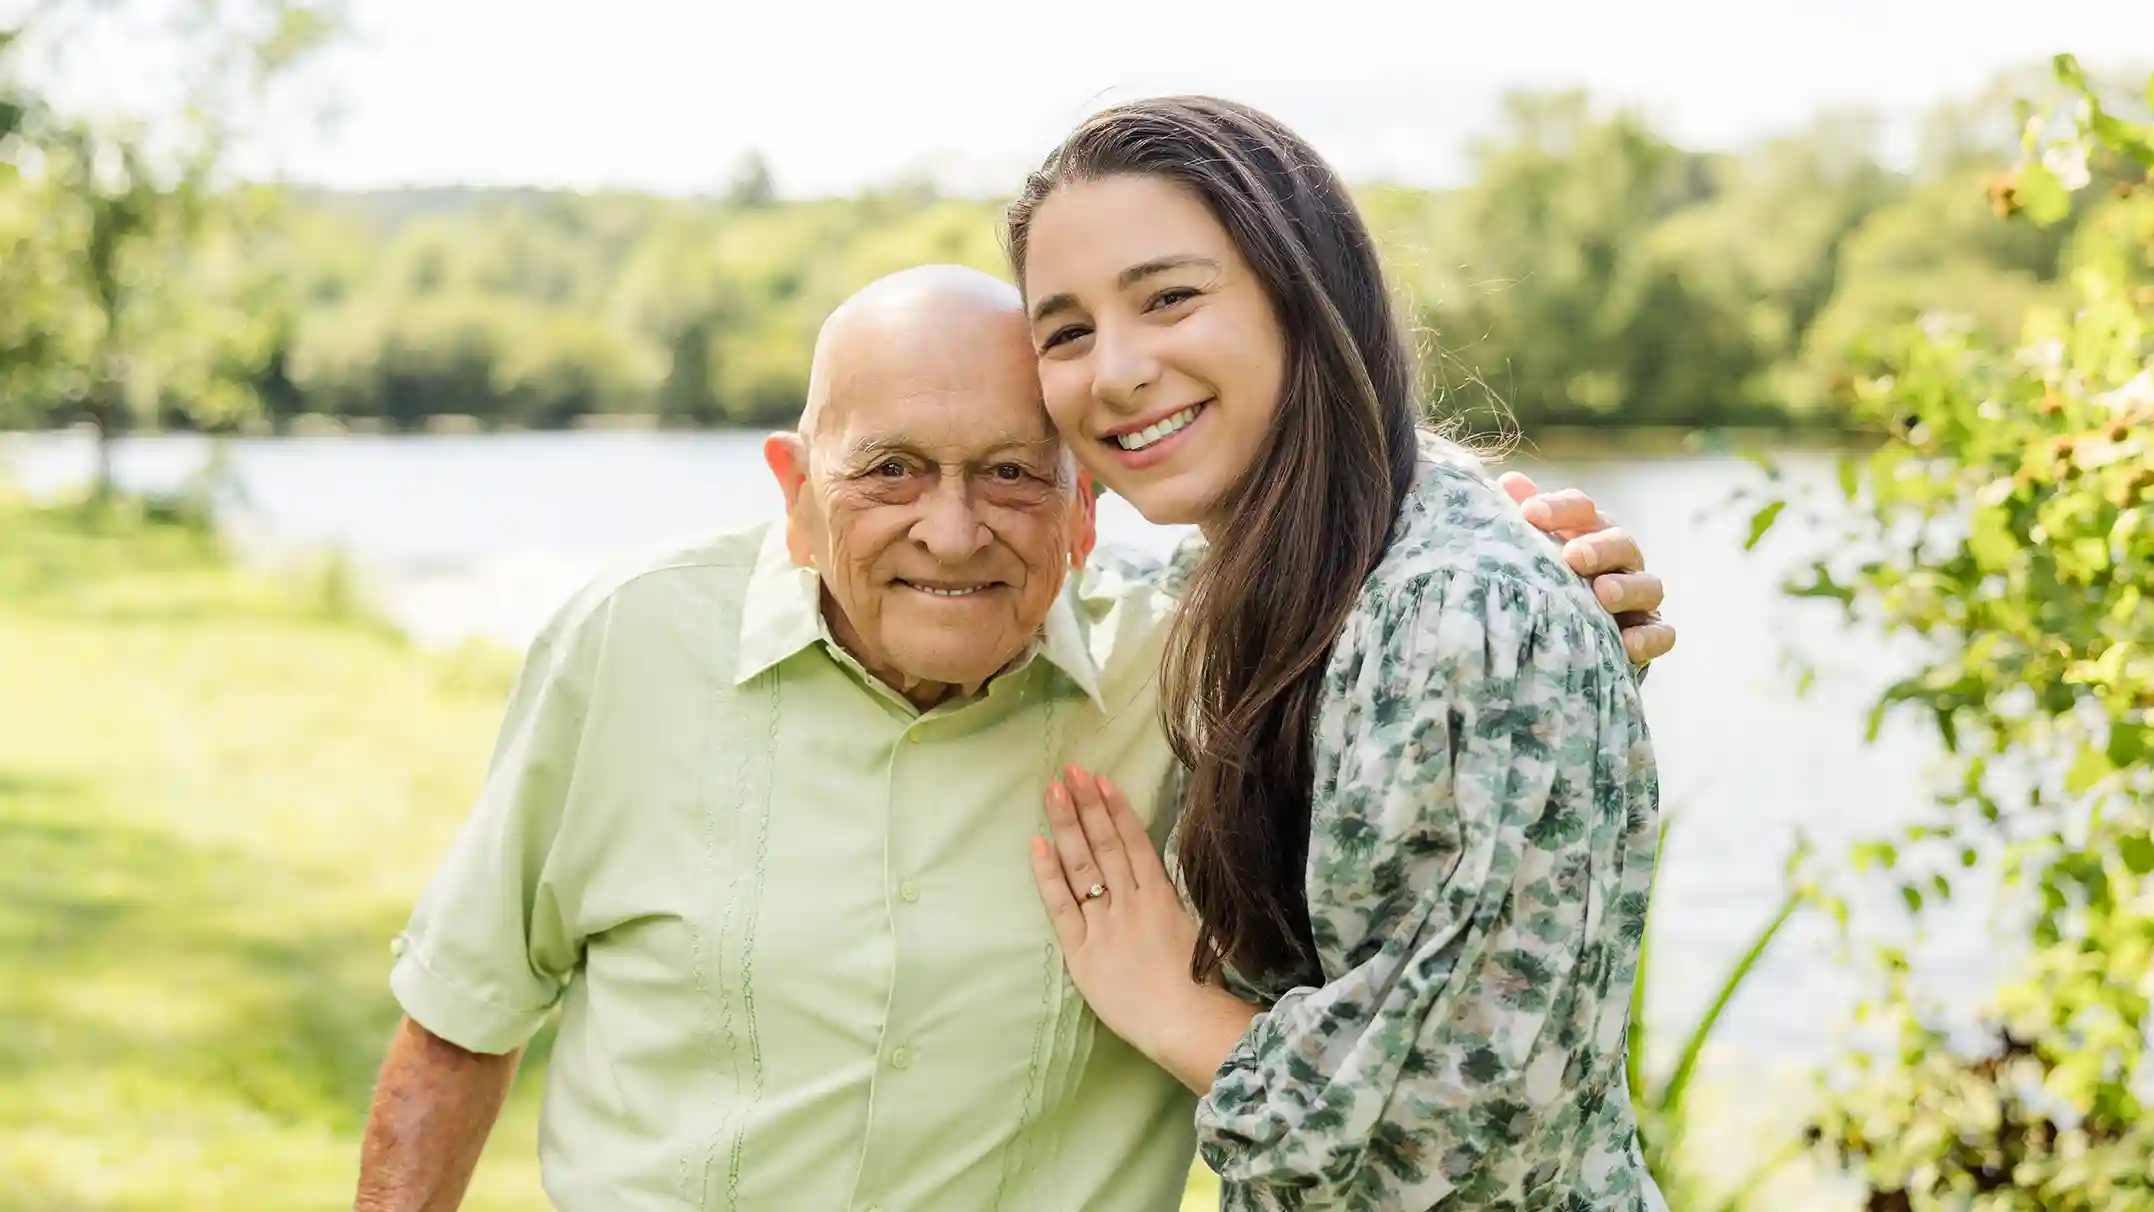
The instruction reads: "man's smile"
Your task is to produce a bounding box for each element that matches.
[895,578,1004,599]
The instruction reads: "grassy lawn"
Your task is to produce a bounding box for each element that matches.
[0,494,1220,1210]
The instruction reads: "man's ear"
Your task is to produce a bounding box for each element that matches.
[764,432,817,568]
[1068,468,1098,569]
[764,432,807,496]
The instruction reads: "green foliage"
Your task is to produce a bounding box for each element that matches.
[1407,92,1775,429]
[1796,168,2074,395]
[0,28,20,142]
[1646,112,1903,416]
[289,292,665,428]
[1753,55,2154,1211]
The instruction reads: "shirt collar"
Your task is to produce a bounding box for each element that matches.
[734,523,1106,711]
[734,523,827,686]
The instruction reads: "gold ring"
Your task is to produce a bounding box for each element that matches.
[1083,882,1108,901]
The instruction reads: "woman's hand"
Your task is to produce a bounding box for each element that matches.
[1028,765,1260,1094]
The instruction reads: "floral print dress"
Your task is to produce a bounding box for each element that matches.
[1174,444,1665,1211]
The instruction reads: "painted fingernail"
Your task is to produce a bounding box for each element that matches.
[1047,784,1066,806]
[1032,836,1048,857]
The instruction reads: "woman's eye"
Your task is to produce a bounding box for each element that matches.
[1040,325,1089,351]
[993,463,1026,482]
[1148,288,1197,311]
[875,460,908,478]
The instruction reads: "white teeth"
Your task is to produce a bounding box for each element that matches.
[1113,403,1204,451]
[910,583,985,597]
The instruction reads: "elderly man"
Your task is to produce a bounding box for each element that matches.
[352,265,1673,1212]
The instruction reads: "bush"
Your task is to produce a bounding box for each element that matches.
[1753,56,2154,1211]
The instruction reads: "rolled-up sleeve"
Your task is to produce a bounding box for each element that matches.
[389,609,596,1054]
[1195,567,1650,1208]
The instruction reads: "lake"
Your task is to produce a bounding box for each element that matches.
[2,428,1991,1083]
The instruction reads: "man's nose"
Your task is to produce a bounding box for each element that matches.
[1090,322,1161,411]
[912,474,990,561]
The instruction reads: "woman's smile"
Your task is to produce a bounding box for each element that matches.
[1099,399,1211,470]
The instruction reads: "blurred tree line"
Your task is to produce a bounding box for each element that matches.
[0,11,2145,446]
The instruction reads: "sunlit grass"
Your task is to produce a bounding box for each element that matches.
[0,492,1223,1209]
[0,493,547,1210]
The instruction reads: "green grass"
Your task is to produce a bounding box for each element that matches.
[0,493,1223,1210]
[0,494,550,1209]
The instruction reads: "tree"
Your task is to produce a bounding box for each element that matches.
[3,0,342,493]
[0,27,80,425]
[1417,91,1774,430]
[1646,111,1906,416]
[0,26,23,142]
[723,150,779,209]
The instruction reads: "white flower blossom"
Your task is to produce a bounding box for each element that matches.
[2042,142,2091,191]
[2094,368,2154,414]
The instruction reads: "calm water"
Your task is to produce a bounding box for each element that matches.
[3,429,1991,1076]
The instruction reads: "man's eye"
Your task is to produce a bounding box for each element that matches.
[992,463,1027,482]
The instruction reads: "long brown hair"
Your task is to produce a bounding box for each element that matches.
[1005,97,1422,983]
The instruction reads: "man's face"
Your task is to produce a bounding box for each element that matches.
[770,317,1094,704]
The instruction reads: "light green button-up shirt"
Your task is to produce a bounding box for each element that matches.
[389,521,1198,1212]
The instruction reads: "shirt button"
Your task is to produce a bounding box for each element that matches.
[898,881,919,903]
[890,1046,913,1070]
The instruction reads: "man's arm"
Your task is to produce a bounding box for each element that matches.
[354,1017,522,1212]
[356,607,590,1210]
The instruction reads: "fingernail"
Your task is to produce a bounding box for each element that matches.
[1032,836,1048,857]
[1047,784,1066,806]
[1098,776,1116,796]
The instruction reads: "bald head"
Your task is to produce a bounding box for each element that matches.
[800,264,1035,443]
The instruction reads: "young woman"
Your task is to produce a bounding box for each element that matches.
[1011,96,1667,1210]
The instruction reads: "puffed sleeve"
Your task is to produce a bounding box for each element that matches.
[1194,567,1658,1209]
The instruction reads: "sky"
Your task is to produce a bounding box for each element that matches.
[18,0,2154,197]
